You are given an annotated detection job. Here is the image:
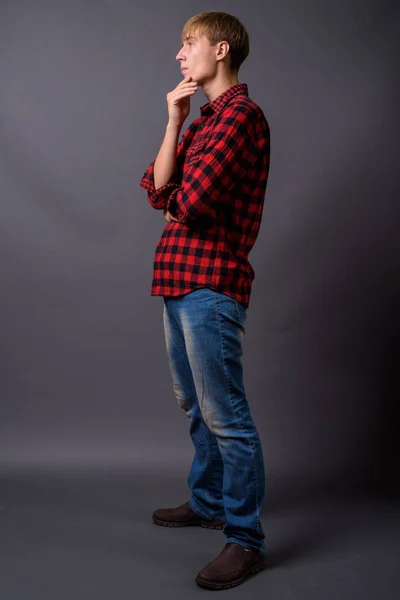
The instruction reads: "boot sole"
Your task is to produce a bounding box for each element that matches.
[195,560,265,590]
[152,516,225,530]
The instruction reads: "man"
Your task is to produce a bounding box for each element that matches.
[140,11,270,590]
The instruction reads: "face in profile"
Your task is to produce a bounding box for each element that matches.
[176,29,220,85]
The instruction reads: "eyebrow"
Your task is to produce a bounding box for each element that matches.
[181,35,197,46]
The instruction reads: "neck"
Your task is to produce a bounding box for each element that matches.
[202,71,240,103]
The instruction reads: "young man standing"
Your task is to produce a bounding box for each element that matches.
[140,12,270,590]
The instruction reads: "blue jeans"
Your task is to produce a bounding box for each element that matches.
[163,287,266,554]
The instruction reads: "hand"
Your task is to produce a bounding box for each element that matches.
[163,208,179,223]
[167,75,198,127]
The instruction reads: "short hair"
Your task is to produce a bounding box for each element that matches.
[180,12,250,73]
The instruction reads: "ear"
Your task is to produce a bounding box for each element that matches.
[216,40,230,61]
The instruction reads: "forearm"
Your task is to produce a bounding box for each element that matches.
[153,122,182,190]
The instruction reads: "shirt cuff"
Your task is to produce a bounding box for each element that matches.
[140,161,181,209]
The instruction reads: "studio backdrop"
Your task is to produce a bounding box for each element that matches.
[0,0,398,493]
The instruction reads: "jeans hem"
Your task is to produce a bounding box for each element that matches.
[189,497,225,521]
[225,537,265,555]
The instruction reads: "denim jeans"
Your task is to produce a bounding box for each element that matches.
[163,287,266,554]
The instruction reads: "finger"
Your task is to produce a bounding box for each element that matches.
[177,75,191,87]
[168,85,197,102]
[177,87,197,95]
[171,88,198,101]
[175,82,198,91]
[180,74,192,83]
[177,77,197,88]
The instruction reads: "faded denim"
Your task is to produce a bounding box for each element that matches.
[163,287,266,554]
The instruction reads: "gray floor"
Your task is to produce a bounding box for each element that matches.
[1,466,399,599]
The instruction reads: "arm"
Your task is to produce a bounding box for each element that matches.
[167,108,267,224]
[139,75,199,210]
[139,129,182,211]
[153,122,182,190]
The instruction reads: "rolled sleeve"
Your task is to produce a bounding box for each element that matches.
[139,160,181,211]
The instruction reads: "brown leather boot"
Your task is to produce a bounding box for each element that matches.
[195,542,265,589]
[152,501,226,529]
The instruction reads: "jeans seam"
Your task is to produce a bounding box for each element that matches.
[213,291,251,449]
[213,291,262,537]
[204,425,216,513]
[234,299,247,335]
[195,295,221,519]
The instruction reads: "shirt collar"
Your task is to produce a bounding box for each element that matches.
[200,83,248,117]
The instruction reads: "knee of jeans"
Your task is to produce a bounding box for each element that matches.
[173,384,193,414]
[201,408,224,437]
[178,398,191,413]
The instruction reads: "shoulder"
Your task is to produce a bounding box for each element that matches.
[222,95,269,131]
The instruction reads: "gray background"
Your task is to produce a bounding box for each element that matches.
[0,0,399,598]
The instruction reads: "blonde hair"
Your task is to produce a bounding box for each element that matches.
[180,12,250,72]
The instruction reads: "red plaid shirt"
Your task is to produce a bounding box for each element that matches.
[139,83,270,308]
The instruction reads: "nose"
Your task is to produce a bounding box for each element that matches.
[176,47,184,61]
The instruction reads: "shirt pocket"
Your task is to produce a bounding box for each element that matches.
[186,137,208,167]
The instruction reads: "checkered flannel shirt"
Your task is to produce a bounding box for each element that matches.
[139,83,270,308]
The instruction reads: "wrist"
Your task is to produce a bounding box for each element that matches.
[166,121,183,131]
